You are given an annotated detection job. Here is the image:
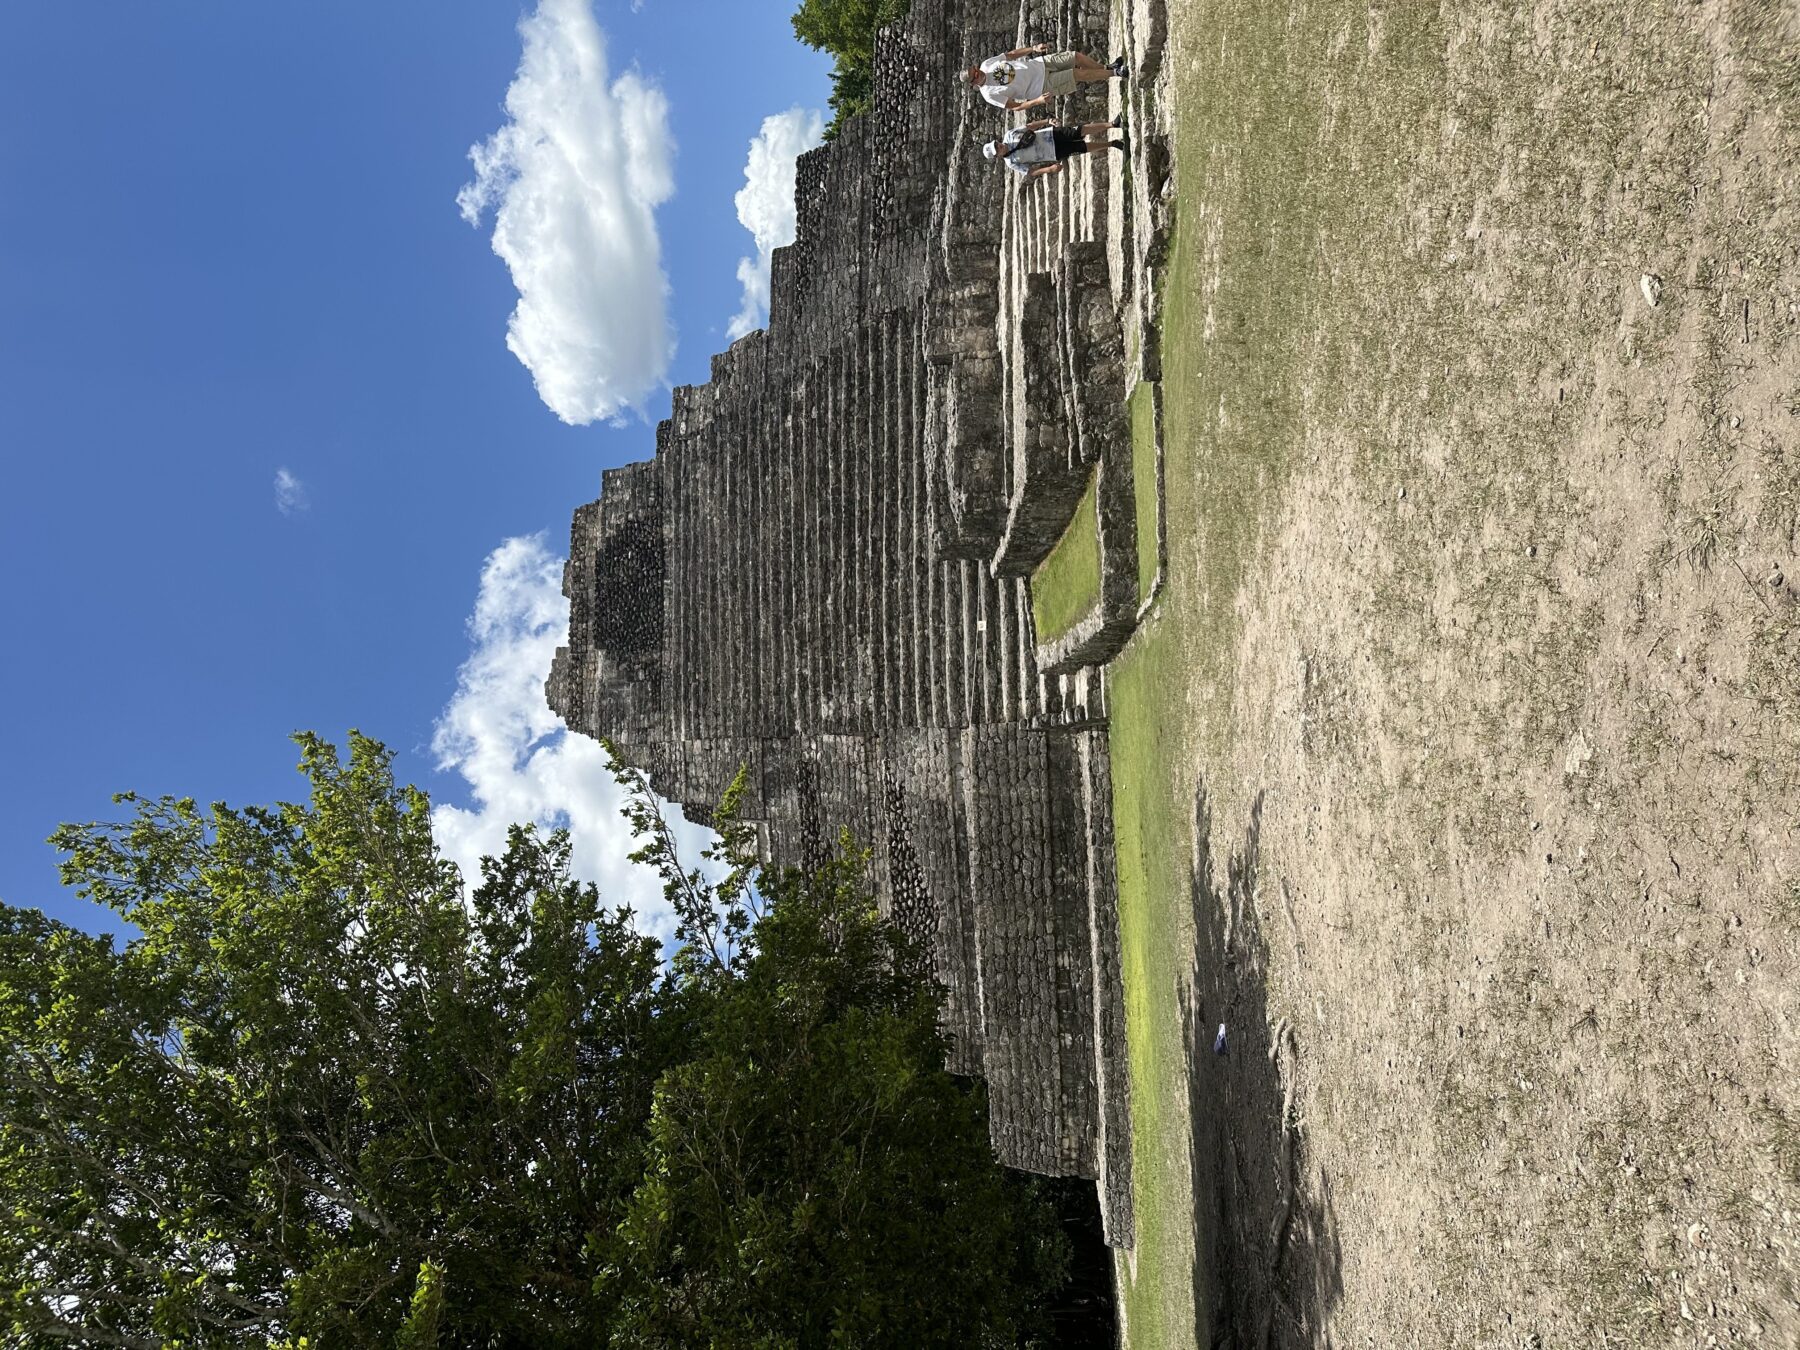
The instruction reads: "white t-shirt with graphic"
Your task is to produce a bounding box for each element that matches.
[1001,127,1057,175]
[979,55,1045,107]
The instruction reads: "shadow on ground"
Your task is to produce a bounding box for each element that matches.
[1181,783,1343,1349]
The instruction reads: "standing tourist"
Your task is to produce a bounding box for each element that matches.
[964,43,1126,111]
[984,118,1126,181]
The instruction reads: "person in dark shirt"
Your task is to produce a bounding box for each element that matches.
[983,117,1125,180]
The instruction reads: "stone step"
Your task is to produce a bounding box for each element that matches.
[900,313,926,728]
[691,406,715,741]
[724,370,743,739]
[656,447,680,743]
[783,378,804,733]
[771,381,793,737]
[978,573,1004,722]
[932,423,968,725]
[966,573,985,725]
[800,363,822,729]
[957,560,978,728]
[752,353,776,740]
[880,312,903,729]
[890,337,910,726]
[740,375,763,738]
[1010,576,1041,720]
[995,568,1016,718]
[903,309,926,725]
[838,340,860,731]
[860,321,882,733]
[717,387,739,738]
[677,430,703,744]
[703,404,726,739]
[821,347,842,730]
[847,342,866,730]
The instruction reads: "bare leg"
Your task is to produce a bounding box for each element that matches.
[1073,67,1112,83]
[1070,52,1110,72]
[1078,122,1111,138]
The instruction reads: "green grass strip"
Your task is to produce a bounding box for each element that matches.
[1029,469,1101,643]
[1109,0,1444,1339]
[1129,381,1159,605]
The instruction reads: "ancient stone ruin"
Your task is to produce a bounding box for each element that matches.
[549,0,1173,1247]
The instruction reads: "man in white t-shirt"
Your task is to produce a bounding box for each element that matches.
[963,43,1125,111]
[983,117,1125,181]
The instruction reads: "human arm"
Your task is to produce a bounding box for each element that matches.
[1027,163,1064,179]
[1002,42,1053,58]
[1022,117,1054,131]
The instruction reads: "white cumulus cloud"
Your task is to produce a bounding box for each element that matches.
[458,0,676,424]
[431,534,710,943]
[726,107,824,341]
[273,467,307,515]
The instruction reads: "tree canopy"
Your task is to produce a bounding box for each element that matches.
[790,0,912,138]
[0,735,1075,1347]
[600,852,1067,1349]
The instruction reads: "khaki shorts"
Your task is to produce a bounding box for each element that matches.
[1042,50,1078,96]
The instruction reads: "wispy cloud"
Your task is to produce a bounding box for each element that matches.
[273,467,308,515]
[458,0,676,425]
[726,107,823,340]
[431,535,708,943]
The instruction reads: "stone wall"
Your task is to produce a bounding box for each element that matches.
[549,0,1136,1246]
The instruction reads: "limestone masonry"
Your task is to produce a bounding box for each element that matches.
[549,0,1173,1247]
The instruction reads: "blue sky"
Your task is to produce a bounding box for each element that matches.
[0,1,832,934]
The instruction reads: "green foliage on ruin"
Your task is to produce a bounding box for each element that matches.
[0,733,1069,1346]
[791,0,912,139]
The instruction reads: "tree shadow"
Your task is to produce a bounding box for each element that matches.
[1180,783,1343,1349]
[1037,1173,1119,1347]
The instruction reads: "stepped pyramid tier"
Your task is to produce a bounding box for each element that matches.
[548,0,1172,1248]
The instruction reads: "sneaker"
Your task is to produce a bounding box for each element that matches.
[1110,57,1129,77]
[1110,112,1124,129]
[1110,139,1130,154]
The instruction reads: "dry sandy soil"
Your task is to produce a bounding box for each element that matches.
[1109,1,1800,1345]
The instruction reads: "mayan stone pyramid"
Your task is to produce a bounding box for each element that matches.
[550,0,1173,1246]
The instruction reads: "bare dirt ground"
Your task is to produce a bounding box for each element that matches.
[1111,1,1800,1345]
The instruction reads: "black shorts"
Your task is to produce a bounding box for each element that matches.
[1051,127,1085,159]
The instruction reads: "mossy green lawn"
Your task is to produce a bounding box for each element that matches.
[1029,469,1101,643]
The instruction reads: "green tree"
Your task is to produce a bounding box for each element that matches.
[2,736,1079,1347]
[790,0,912,137]
[0,733,678,1347]
[600,755,1070,1348]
